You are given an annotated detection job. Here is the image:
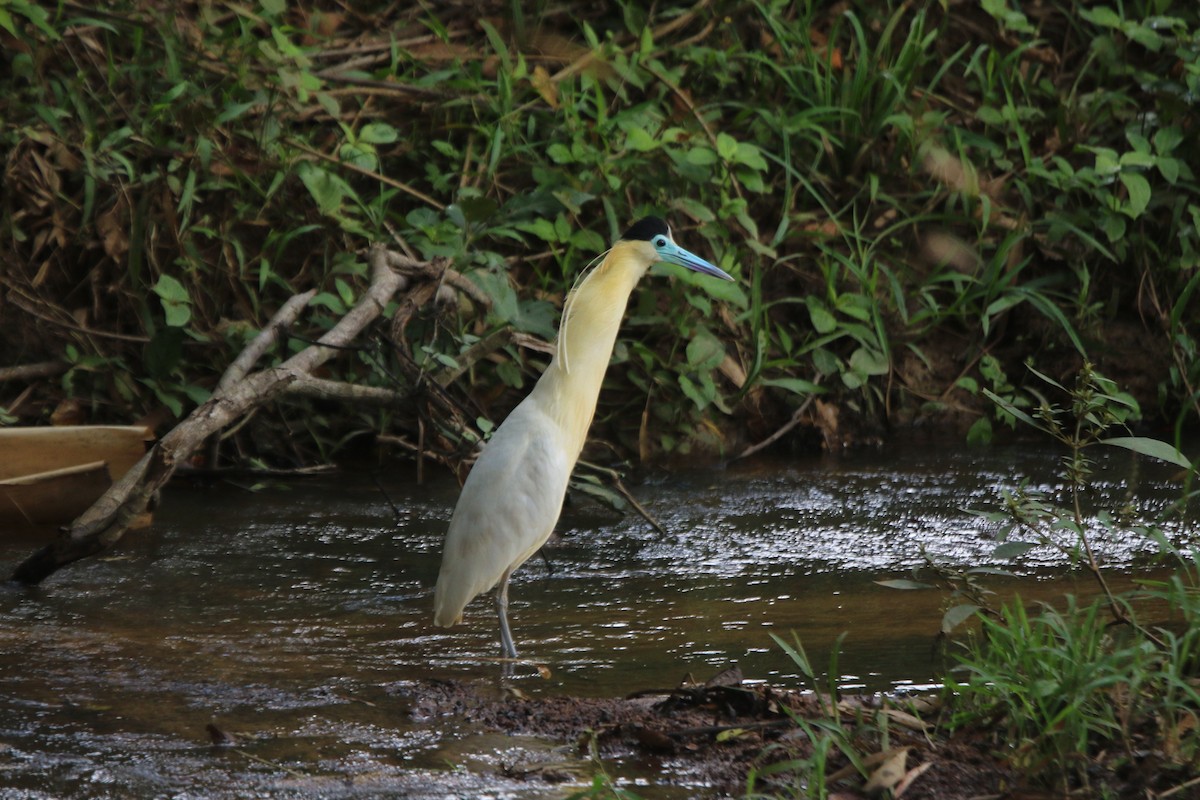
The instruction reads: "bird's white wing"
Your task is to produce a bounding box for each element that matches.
[432,399,572,627]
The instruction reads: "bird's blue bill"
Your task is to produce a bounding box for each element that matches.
[656,240,735,281]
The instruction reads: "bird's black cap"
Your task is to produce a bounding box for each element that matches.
[620,216,670,242]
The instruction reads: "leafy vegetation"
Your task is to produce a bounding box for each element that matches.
[941,368,1200,793]
[1,1,1199,468]
[842,362,1198,795]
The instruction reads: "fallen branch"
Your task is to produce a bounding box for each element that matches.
[381,249,493,311]
[0,360,66,383]
[217,290,316,393]
[285,376,408,406]
[733,375,824,460]
[9,245,405,585]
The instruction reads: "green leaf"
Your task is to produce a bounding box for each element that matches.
[715,727,749,742]
[570,228,605,252]
[672,197,715,222]
[1101,213,1127,243]
[1119,151,1155,168]
[515,217,559,243]
[624,128,657,152]
[993,541,1039,559]
[734,142,768,171]
[686,331,725,369]
[1080,6,1122,28]
[1157,157,1180,184]
[546,143,574,164]
[514,298,558,339]
[1125,131,1152,155]
[358,122,399,144]
[153,275,191,327]
[716,132,738,161]
[469,270,519,323]
[678,373,710,409]
[1099,437,1192,469]
[966,415,993,445]
[217,101,258,124]
[942,604,981,633]
[1154,126,1184,155]
[956,377,979,393]
[849,347,889,376]
[761,377,824,395]
[309,291,347,314]
[338,142,377,171]
[982,388,1042,431]
[686,147,718,166]
[296,162,349,214]
[805,297,837,334]
[1120,172,1151,218]
[1091,147,1120,176]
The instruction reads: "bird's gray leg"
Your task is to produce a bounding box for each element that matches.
[495,569,519,659]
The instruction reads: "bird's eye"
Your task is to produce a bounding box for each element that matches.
[654,236,667,248]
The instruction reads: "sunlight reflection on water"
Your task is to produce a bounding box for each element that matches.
[0,438,1191,798]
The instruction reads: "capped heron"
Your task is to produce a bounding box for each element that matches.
[433,216,733,659]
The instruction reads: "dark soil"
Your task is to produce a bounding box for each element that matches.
[395,671,1022,798]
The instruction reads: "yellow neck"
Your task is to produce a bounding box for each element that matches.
[531,244,649,461]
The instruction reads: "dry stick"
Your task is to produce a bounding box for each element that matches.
[288,138,445,211]
[9,246,405,585]
[217,290,316,393]
[1158,773,1200,799]
[734,376,825,461]
[5,289,151,343]
[0,361,66,383]
[208,292,315,469]
[577,460,668,538]
[284,376,408,406]
[380,250,493,310]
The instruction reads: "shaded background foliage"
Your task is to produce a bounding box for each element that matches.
[2,0,1199,469]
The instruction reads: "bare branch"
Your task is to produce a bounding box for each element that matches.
[10,246,406,585]
[381,249,493,310]
[217,290,316,393]
[0,361,66,383]
[285,376,407,406]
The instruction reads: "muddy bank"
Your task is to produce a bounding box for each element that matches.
[395,672,1016,798]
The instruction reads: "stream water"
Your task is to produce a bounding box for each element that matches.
[0,438,1191,798]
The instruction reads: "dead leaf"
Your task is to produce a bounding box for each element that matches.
[49,398,87,426]
[704,664,744,688]
[882,707,930,733]
[894,761,934,798]
[827,746,907,785]
[633,725,676,753]
[718,353,747,389]
[921,143,980,197]
[920,230,981,275]
[813,399,840,451]
[863,747,910,795]
[97,200,129,262]
[530,65,559,109]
